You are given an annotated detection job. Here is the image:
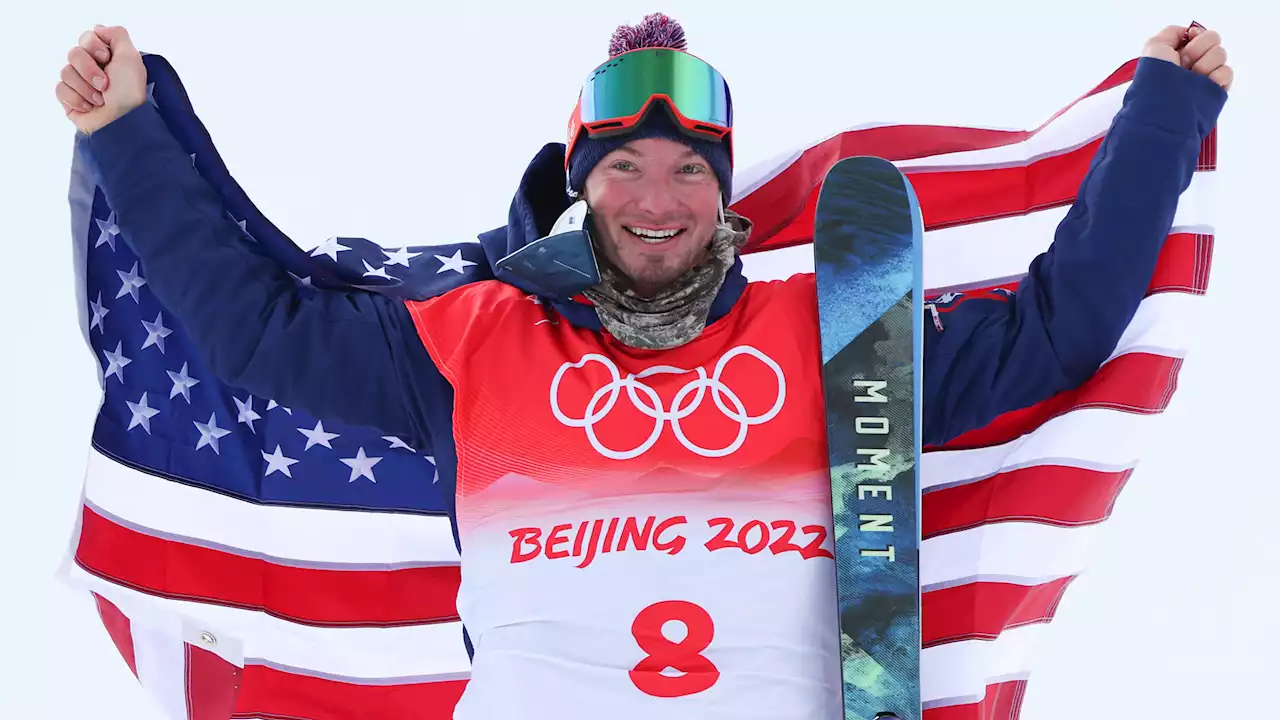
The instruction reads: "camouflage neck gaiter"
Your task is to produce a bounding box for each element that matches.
[583,210,753,350]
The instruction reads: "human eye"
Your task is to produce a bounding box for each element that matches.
[611,160,637,171]
[680,163,708,174]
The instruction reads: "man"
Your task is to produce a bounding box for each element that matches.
[55,14,1230,719]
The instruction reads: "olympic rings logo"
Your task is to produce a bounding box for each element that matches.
[549,345,786,460]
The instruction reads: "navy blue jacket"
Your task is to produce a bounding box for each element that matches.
[83,56,1226,509]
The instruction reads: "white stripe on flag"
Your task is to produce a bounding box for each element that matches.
[921,623,1046,708]
[921,407,1164,491]
[894,82,1128,171]
[921,522,1102,590]
[82,448,460,566]
[66,562,471,681]
[131,619,191,720]
[1105,291,1200,363]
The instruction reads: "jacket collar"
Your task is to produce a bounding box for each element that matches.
[477,142,747,333]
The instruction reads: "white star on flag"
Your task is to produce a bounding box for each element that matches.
[101,341,132,383]
[234,395,261,433]
[262,445,300,478]
[95,212,120,251]
[230,214,256,243]
[298,420,339,450]
[435,249,476,275]
[194,413,231,454]
[126,392,160,434]
[341,448,382,483]
[116,262,147,303]
[362,260,394,280]
[89,292,109,333]
[266,399,292,415]
[141,312,173,353]
[383,247,422,267]
[310,237,351,262]
[167,362,200,402]
[288,272,313,288]
[383,436,414,452]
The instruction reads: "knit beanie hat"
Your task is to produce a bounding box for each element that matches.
[566,14,733,203]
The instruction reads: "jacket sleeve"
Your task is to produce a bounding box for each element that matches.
[921,57,1227,447]
[82,101,445,450]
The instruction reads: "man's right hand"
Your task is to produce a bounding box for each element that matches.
[56,25,148,135]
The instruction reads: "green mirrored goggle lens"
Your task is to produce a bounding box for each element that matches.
[579,48,732,130]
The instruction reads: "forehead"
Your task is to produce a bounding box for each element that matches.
[611,137,701,161]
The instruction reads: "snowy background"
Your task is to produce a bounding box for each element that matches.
[3,1,1278,718]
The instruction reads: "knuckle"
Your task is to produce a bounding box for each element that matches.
[1195,30,1221,49]
[59,64,78,84]
[68,46,90,67]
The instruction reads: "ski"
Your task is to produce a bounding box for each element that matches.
[812,156,924,720]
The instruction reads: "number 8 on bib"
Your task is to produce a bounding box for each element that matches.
[629,600,720,698]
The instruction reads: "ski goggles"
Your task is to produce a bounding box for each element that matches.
[565,48,734,169]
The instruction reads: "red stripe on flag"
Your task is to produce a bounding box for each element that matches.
[92,592,138,678]
[231,664,466,720]
[1195,233,1214,293]
[1200,127,1218,170]
[739,133,1112,253]
[923,465,1132,539]
[923,680,1029,720]
[1146,232,1212,295]
[930,231,1210,305]
[734,61,1140,254]
[186,643,242,720]
[928,351,1183,454]
[907,137,1103,231]
[923,577,1077,648]
[75,506,461,628]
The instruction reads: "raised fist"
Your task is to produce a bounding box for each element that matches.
[1142,23,1233,91]
[56,25,148,134]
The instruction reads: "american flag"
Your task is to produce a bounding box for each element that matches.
[61,53,1214,719]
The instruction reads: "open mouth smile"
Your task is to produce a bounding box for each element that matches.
[623,226,686,245]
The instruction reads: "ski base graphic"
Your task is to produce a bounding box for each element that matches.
[812,156,924,720]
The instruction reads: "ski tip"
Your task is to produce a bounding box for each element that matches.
[818,155,908,193]
[825,155,898,175]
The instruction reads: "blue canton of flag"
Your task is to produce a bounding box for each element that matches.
[71,55,497,518]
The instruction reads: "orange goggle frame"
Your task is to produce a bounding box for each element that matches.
[564,47,733,170]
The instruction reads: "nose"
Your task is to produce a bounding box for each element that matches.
[629,173,683,219]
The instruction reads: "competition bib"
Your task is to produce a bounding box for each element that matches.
[408,278,841,719]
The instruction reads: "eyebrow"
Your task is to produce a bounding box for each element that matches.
[614,146,702,160]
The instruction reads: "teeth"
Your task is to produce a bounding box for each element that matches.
[625,226,682,243]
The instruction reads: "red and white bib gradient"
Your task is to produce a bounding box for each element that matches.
[409,276,843,719]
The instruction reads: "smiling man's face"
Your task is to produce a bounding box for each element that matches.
[582,137,722,298]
